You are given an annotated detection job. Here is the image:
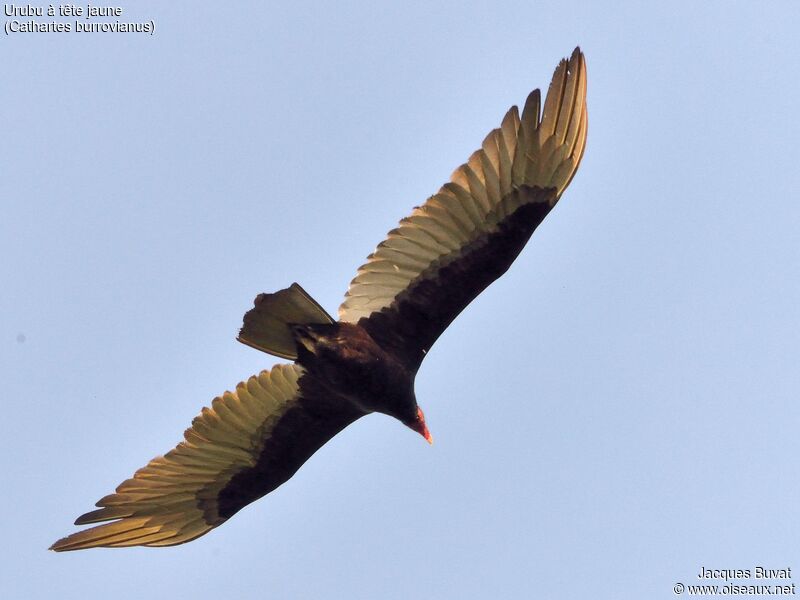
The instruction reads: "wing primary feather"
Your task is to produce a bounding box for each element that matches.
[540,57,568,140]
[555,53,580,145]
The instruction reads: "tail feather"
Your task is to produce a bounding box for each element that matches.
[238,283,334,360]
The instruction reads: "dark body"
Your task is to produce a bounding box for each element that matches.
[216,186,556,521]
[216,322,416,521]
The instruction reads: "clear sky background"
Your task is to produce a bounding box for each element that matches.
[3,1,799,598]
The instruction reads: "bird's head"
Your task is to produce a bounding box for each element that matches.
[406,406,433,445]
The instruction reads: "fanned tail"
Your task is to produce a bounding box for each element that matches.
[238,283,334,360]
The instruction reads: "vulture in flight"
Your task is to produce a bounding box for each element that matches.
[51,47,587,551]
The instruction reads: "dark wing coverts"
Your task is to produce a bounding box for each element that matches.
[339,48,587,368]
[50,365,362,551]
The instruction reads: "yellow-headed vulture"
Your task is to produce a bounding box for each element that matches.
[51,47,587,551]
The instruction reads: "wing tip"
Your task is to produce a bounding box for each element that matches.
[520,45,587,194]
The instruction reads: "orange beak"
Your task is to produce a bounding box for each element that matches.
[410,406,433,445]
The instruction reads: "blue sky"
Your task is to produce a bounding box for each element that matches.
[3,1,799,598]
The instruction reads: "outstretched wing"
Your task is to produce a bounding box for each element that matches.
[50,364,363,551]
[338,48,587,368]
